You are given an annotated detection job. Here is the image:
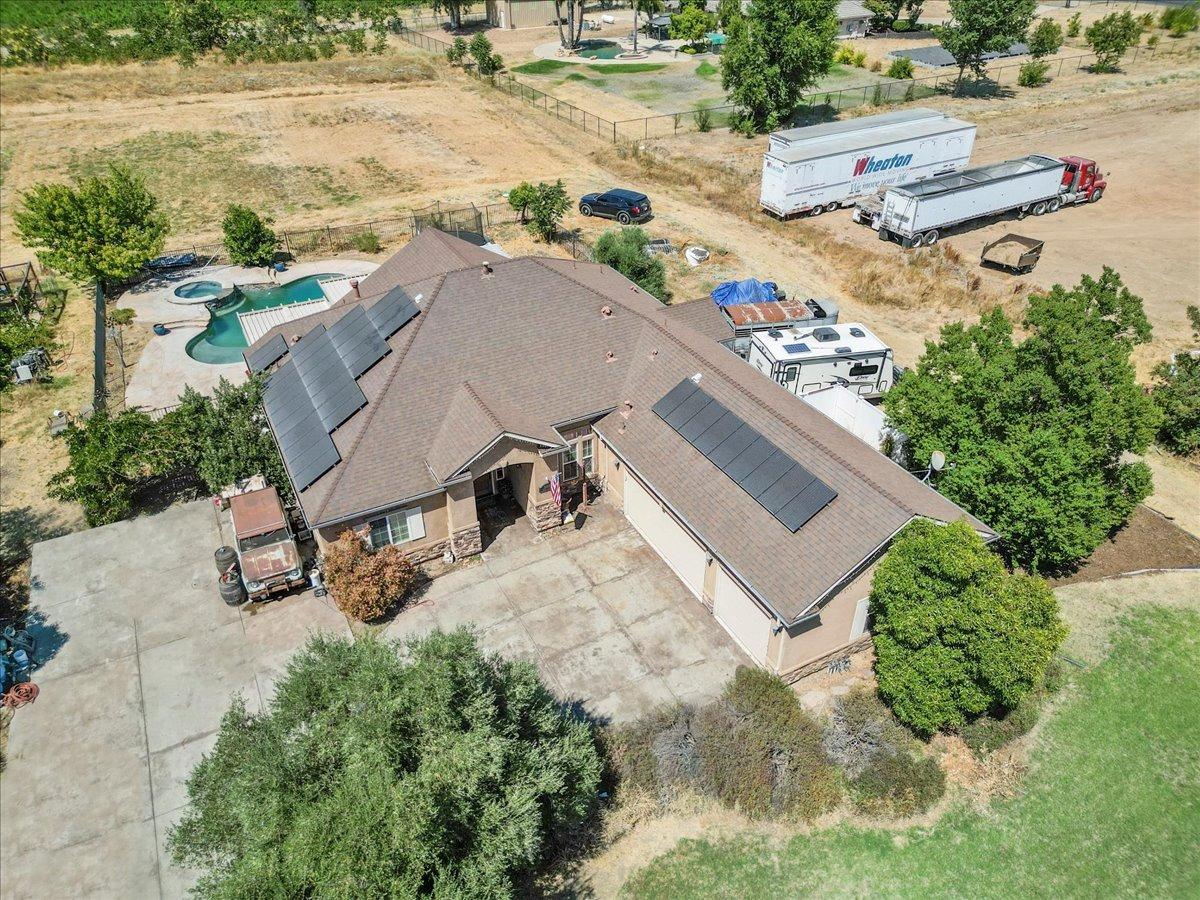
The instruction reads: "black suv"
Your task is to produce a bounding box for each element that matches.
[578,188,652,225]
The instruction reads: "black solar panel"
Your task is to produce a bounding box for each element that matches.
[290,326,366,432]
[328,305,390,379]
[264,359,342,492]
[652,378,837,532]
[783,343,810,354]
[367,285,420,340]
[650,378,701,419]
[246,334,289,374]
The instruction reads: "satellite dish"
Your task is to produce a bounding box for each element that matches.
[930,450,946,472]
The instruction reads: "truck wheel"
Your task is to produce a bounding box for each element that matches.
[1090,188,1104,203]
[1032,202,1047,216]
[1048,198,1062,213]
[923,230,939,246]
[825,202,840,213]
[810,205,824,217]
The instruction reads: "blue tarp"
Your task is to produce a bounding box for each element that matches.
[710,278,778,307]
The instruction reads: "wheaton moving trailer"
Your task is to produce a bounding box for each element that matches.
[859,154,1106,247]
[760,108,976,218]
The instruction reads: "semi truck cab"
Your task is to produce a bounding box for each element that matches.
[1059,156,1106,203]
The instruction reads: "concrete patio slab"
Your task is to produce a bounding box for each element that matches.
[495,552,592,614]
[591,564,683,626]
[150,732,219,820]
[432,579,515,632]
[521,590,621,656]
[542,629,651,703]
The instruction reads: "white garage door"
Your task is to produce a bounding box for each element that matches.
[713,568,772,664]
[623,471,707,600]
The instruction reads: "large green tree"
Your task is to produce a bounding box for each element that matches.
[163,376,292,502]
[593,227,668,302]
[721,0,838,133]
[884,269,1159,573]
[221,204,277,267]
[14,164,167,408]
[937,0,1036,92]
[168,630,603,897]
[871,520,1066,735]
[1085,10,1141,72]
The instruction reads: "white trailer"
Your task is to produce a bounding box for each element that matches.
[760,108,976,218]
[746,323,894,400]
[866,154,1067,247]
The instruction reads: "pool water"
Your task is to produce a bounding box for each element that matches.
[174,280,224,300]
[578,40,624,60]
[185,273,344,365]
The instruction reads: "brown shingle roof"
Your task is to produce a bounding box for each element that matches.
[662,298,734,343]
[250,231,990,622]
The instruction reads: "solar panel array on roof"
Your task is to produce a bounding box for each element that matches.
[246,334,289,374]
[328,305,389,378]
[367,285,420,340]
[263,360,341,491]
[783,343,810,354]
[652,378,837,532]
[258,286,423,492]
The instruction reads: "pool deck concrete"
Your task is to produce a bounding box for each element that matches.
[122,259,377,411]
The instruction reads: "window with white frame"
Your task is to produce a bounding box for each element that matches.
[556,436,595,481]
[366,506,426,549]
[579,438,594,475]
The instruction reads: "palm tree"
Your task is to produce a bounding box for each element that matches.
[554,0,584,50]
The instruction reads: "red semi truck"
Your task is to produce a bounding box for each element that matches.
[854,154,1107,247]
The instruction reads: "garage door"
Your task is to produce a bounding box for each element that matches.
[623,471,707,600]
[713,568,772,664]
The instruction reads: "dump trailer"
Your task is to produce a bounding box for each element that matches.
[859,154,1106,247]
[760,108,976,218]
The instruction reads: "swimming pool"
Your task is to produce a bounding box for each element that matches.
[578,40,624,60]
[185,273,344,365]
[174,280,225,300]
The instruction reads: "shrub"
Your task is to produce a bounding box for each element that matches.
[593,227,668,302]
[469,32,501,75]
[870,59,882,72]
[524,179,569,242]
[835,44,855,64]
[0,310,56,391]
[1151,305,1200,455]
[1028,17,1064,58]
[870,520,1067,736]
[1139,12,1155,31]
[1086,11,1141,72]
[507,181,538,222]
[445,35,468,64]
[886,56,914,78]
[48,409,162,525]
[610,667,839,820]
[168,630,603,896]
[853,50,867,67]
[342,28,366,54]
[1018,59,1051,87]
[871,84,884,105]
[694,105,713,132]
[851,748,945,816]
[316,36,334,59]
[1161,3,1199,36]
[351,230,381,253]
[322,529,419,621]
[1067,12,1081,38]
[221,204,277,267]
[1147,33,1160,48]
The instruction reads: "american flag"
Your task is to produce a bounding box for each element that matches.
[549,473,562,508]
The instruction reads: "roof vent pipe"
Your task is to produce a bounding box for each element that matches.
[482,263,493,276]
[601,305,613,317]
[349,279,360,298]
[605,350,616,362]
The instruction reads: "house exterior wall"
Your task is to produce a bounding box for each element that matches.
[314,490,457,564]
[838,16,871,37]
[770,561,878,678]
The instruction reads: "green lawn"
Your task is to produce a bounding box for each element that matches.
[511,59,573,75]
[587,62,668,74]
[626,604,1200,899]
[695,60,720,81]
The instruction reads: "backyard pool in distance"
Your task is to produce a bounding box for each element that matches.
[185,273,344,365]
[578,40,624,60]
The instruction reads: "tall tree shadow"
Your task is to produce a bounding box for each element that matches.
[1,506,71,670]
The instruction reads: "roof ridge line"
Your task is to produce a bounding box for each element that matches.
[462,381,505,430]
[311,273,447,523]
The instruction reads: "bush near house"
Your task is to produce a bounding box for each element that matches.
[885,56,914,78]
[322,529,419,621]
[870,520,1066,736]
[1151,305,1200,456]
[593,227,668,302]
[168,630,604,897]
[609,667,840,820]
[1085,11,1141,72]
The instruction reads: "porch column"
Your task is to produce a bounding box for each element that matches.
[446,480,483,559]
[527,454,562,532]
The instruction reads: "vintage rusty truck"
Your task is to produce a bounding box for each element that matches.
[228,487,306,601]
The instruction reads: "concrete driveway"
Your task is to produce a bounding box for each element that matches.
[0,500,745,898]
[390,504,749,723]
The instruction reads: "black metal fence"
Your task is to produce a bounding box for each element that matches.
[398,18,1185,144]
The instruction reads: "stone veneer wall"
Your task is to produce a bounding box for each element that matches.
[779,635,874,683]
[530,498,563,533]
[402,523,484,565]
